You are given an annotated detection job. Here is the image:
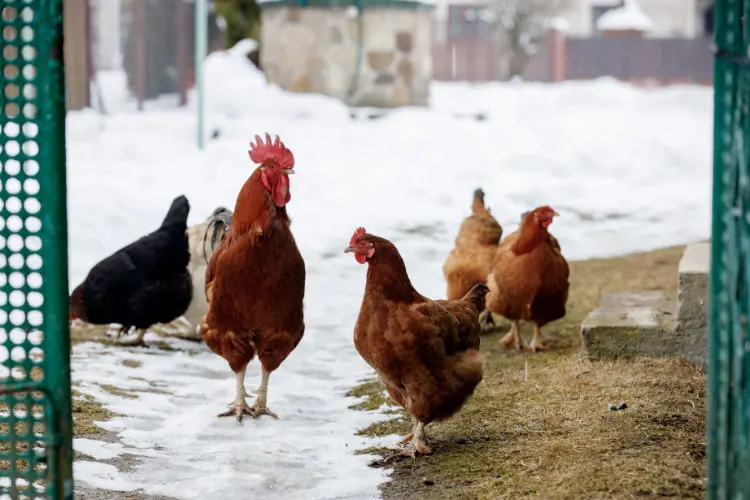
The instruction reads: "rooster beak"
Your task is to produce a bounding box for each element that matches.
[553,211,560,217]
[344,246,355,253]
[282,168,295,175]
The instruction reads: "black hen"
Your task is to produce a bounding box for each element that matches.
[70,195,193,346]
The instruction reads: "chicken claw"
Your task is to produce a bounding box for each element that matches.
[218,401,254,423]
[248,405,278,420]
[523,324,549,353]
[383,422,432,463]
[500,321,523,350]
[246,369,279,419]
[118,330,147,347]
[523,344,549,353]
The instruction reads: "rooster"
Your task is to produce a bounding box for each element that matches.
[443,188,502,331]
[486,205,569,352]
[70,195,192,347]
[347,228,486,458]
[201,133,305,422]
[182,207,233,334]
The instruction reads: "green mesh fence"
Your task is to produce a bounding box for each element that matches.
[708,0,750,498]
[0,1,73,499]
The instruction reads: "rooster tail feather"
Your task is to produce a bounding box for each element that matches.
[462,283,489,311]
[473,188,485,204]
[206,208,234,251]
[471,188,488,214]
[161,195,191,228]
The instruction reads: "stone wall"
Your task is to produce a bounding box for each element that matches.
[260,5,433,107]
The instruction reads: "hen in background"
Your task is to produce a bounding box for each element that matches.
[201,133,305,422]
[486,205,569,352]
[347,228,487,459]
[70,195,193,347]
[443,188,502,331]
[182,207,233,335]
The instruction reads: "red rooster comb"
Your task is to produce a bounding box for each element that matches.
[350,227,366,246]
[248,133,295,170]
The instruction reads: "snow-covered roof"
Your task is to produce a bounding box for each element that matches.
[596,0,653,32]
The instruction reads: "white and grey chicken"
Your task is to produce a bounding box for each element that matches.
[152,207,233,340]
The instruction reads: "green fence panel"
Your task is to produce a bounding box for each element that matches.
[0,1,73,499]
[708,0,750,498]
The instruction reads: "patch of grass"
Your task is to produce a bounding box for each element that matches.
[100,385,138,400]
[122,359,142,369]
[347,379,393,411]
[351,245,706,499]
[72,391,116,437]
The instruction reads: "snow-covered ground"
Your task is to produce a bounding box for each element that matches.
[67,43,712,498]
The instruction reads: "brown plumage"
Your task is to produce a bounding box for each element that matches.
[443,188,502,331]
[486,205,569,352]
[346,228,487,459]
[201,133,305,422]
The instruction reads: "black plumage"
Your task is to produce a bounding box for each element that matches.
[70,195,193,344]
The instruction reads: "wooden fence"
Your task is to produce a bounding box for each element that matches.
[433,34,714,85]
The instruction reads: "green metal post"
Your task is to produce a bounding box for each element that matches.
[195,0,208,150]
[707,0,750,498]
[0,0,73,498]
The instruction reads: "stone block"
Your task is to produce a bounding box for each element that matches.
[398,58,413,86]
[580,291,677,360]
[290,75,311,93]
[330,26,343,44]
[677,242,709,330]
[396,32,413,52]
[676,242,709,364]
[367,51,394,71]
[393,78,410,107]
[374,73,395,85]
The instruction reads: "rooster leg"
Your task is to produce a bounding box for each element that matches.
[478,310,495,332]
[398,419,419,445]
[500,321,523,350]
[218,365,253,423]
[226,388,253,407]
[115,325,131,339]
[384,422,431,462]
[248,369,278,419]
[118,329,147,347]
[524,324,549,353]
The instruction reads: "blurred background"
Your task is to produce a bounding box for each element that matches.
[62,0,715,112]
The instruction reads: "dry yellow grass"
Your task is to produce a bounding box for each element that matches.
[351,245,706,499]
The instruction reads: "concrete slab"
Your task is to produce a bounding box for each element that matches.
[581,291,677,361]
[677,242,709,363]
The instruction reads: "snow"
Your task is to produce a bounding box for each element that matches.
[63,44,712,498]
[546,16,570,33]
[596,0,653,32]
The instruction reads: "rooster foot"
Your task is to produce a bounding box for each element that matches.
[499,331,523,350]
[218,402,254,423]
[523,343,549,353]
[382,441,432,463]
[397,432,414,445]
[118,333,147,347]
[248,404,278,420]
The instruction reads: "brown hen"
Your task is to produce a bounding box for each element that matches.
[443,188,502,331]
[346,228,487,459]
[201,133,305,422]
[486,205,569,352]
